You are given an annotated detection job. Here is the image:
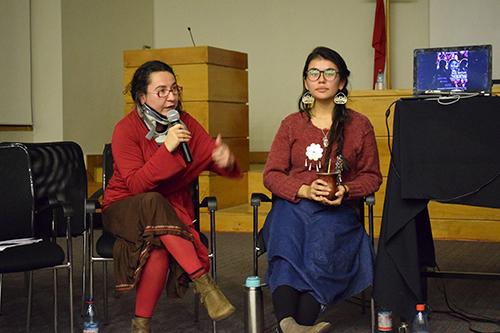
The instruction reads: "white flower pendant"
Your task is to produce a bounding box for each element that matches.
[305,143,324,172]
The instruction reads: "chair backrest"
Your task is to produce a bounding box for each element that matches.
[102,143,113,190]
[0,143,35,241]
[22,141,88,237]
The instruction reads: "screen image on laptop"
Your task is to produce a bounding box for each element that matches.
[413,44,492,96]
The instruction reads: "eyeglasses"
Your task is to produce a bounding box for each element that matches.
[306,68,338,81]
[148,85,183,98]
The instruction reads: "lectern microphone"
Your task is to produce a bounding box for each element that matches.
[187,27,196,47]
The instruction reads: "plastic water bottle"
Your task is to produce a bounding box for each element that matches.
[377,307,393,332]
[244,276,264,333]
[411,304,429,333]
[83,298,99,333]
[376,69,385,90]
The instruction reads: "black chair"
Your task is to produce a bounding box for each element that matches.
[250,192,376,332]
[88,144,219,331]
[20,141,93,324]
[0,143,74,333]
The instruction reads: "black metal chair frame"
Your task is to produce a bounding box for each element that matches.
[87,144,220,332]
[250,192,376,333]
[0,143,75,333]
[20,141,92,331]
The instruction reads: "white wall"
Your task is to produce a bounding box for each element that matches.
[0,0,32,126]
[430,0,500,79]
[0,0,64,143]
[1,0,154,154]
[153,0,430,151]
[61,0,153,154]
[5,0,498,155]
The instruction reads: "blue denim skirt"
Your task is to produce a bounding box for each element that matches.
[263,198,374,305]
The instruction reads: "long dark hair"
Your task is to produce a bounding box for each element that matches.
[125,60,183,112]
[298,46,350,170]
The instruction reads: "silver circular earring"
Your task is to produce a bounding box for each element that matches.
[334,91,347,105]
[301,91,315,108]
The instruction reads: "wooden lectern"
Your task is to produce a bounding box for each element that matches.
[123,46,249,209]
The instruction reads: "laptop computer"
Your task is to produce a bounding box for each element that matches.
[413,44,492,97]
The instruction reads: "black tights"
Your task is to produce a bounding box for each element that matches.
[272,285,321,328]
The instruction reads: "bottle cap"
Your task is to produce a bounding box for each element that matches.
[416,304,425,311]
[245,276,261,287]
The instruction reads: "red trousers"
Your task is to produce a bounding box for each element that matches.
[134,234,205,318]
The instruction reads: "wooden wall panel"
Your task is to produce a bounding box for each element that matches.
[347,89,409,137]
[183,102,249,138]
[207,65,248,102]
[199,172,248,209]
[224,138,249,172]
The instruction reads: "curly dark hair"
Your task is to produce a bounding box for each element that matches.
[125,60,183,112]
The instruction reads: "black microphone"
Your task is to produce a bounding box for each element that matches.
[187,27,196,47]
[166,110,193,164]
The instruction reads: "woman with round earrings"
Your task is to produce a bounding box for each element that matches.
[262,46,382,332]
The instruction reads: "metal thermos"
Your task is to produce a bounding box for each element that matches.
[244,276,264,333]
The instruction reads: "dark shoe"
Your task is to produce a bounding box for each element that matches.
[131,317,151,333]
[192,273,236,321]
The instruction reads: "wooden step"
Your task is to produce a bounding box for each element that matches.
[200,203,271,233]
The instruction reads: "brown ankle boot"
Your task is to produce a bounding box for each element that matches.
[131,317,151,333]
[310,321,332,333]
[279,317,332,333]
[192,273,235,321]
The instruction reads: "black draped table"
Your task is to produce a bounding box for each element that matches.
[373,96,500,321]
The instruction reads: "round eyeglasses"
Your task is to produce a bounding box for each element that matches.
[149,85,183,98]
[306,68,338,81]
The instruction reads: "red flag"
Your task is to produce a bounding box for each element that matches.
[372,0,386,88]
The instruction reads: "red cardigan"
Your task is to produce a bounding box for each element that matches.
[263,110,382,202]
[103,109,241,226]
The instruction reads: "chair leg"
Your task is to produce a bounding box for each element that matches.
[82,231,88,317]
[209,211,217,333]
[53,269,58,333]
[103,261,108,324]
[68,264,74,333]
[89,257,94,301]
[26,271,33,333]
[0,273,3,315]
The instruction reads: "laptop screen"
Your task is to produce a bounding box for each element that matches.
[413,45,492,95]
